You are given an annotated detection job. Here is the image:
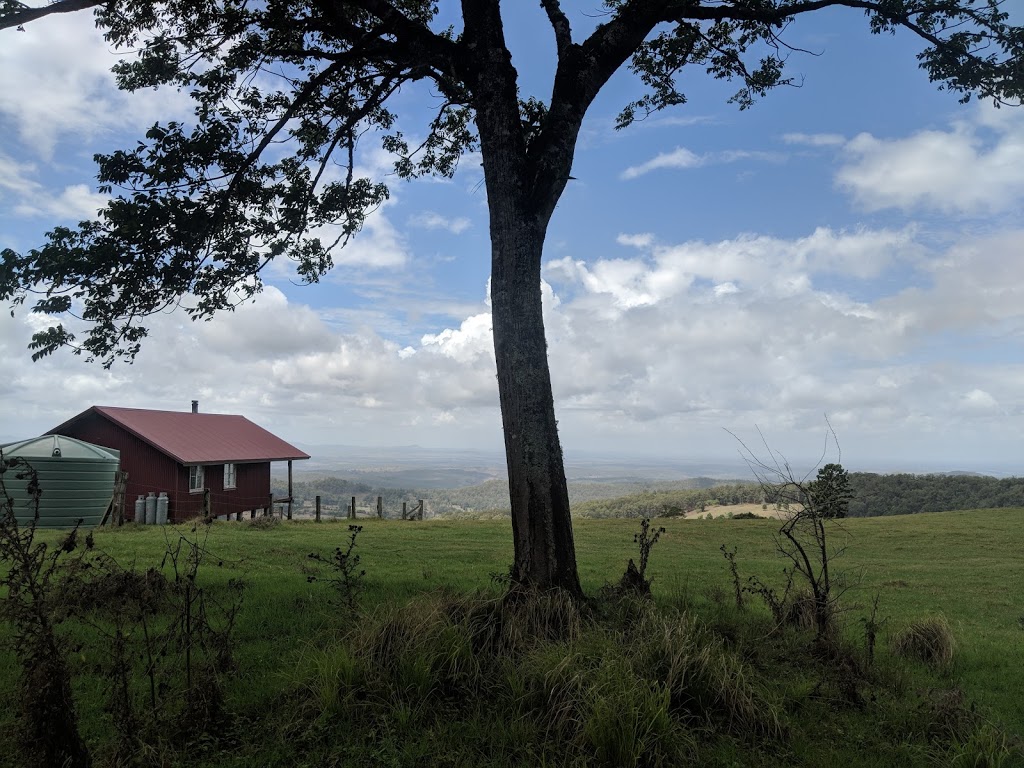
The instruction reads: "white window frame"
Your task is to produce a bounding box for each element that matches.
[188,465,205,494]
[224,463,237,490]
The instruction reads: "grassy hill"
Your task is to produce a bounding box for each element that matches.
[1,509,1021,766]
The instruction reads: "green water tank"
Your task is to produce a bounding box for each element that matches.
[1,435,120,529]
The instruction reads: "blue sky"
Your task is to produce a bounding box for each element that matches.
[2,4,1023,474]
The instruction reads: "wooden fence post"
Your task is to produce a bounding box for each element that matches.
[203,487,211,521]
[287,459,293,520]
[402,501,407,520]
[267,493,273,518]
[315,495,321,522]
[350,496,356,520]
[376,496,383,519]
[250,508,256,519]
[417,500,424,520]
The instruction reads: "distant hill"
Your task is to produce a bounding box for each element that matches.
[846,473,1023,516]
[274,465,1023,520]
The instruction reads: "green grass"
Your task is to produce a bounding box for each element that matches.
[1,508,1021,766]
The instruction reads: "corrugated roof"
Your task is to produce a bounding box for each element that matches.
[50,406,310,465]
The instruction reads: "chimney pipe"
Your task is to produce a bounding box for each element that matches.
[191,400,198,414]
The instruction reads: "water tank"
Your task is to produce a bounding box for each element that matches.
[145,492,157,525]
[134,495,146,524]
[156,492,169,525]
[0,435,120,529]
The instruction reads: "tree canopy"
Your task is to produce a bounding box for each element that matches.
[2,0,1021,363]
[2,0,1022,592]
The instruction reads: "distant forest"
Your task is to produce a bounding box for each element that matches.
[845,473,1024,517]
[274,471,1023,519]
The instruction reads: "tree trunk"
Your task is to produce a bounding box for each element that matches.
[490,215,582,597]
[463,0,582,597]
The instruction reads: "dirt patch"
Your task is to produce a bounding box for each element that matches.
[683,503,794,521]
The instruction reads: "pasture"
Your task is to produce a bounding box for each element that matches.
[0,508,1021,766]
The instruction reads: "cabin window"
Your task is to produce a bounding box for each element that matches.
[189,465,204,493]
[224,463,237,490]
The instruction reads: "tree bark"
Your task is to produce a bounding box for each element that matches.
[464,0,582,596]
[489,214,582,597]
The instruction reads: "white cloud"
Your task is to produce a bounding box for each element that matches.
[421,313,493,364]
[621,146,784,179]
[3,224,1023,463]
[306,204,408,270]
[621,147,701,179]
[0,153,39,195]
[408,211,472,234]
[783,132,846,147]
[960,389,999,412]
[616,233,654,249]
[0,15,194,160]
[836,107,1024,214]
[13,183,108,220]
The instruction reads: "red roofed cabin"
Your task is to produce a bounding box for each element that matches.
[48,402,309,522]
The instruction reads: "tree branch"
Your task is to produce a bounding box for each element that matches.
[346,0,461,71]
[0,0,105,32]
[540,0,573,56]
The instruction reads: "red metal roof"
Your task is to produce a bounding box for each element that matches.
[49,406,310,465]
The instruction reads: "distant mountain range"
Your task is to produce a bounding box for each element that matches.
[282,442,1015,490]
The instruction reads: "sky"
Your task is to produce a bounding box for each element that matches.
[1,3,1023,475]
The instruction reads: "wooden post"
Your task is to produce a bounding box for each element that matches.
[250,508,256,519]
[203,487,211,521]
[350,496,356,520]
[287,460,293,520]
[268,493,273,518]
[402,501,407,520]
[235,510,241,521]
[315,495,321,522]
[417,500,424,521]
[376,496,383,519]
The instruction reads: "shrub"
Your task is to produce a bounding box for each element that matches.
[0,457,91,768]
[891,616,956,668]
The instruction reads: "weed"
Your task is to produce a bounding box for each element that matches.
[860,592,887,666]
[618,518,665,596]
[946,723,1022,767]
[720,544,743,609]
[246,514,281,530]
[743,572,794,628]
[0,455,91,768]
[308,524,366,618]
[892,616,956,669]
[730,422,855,640]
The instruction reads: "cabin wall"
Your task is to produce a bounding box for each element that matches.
[175,461,272,520]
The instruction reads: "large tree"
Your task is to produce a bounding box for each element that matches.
[1,0,1022,594]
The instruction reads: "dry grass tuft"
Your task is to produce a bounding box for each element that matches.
[891,616,956,668]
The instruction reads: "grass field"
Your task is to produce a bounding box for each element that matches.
[1,508,1021,766]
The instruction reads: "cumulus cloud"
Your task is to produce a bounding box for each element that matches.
[0,15,194,160]
[835,106,1024,214]
[13,183,108,220]
[3,223,1023,463]
[540,225,1024,456]
[0,154,107,225]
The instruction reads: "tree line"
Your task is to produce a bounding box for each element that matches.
[277,471,1024,520]
[845,473,1024,517]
